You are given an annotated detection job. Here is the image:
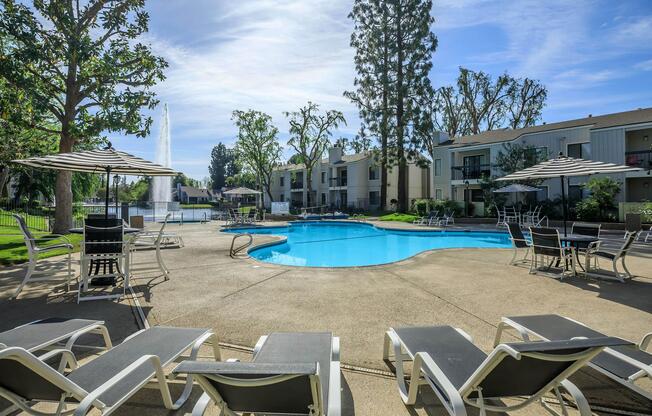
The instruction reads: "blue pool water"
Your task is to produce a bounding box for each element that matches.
[225,222,511,267]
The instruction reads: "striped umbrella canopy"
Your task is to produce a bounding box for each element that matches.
[496,154,641,235]
[493,184,541,193]
[13,145,178,219]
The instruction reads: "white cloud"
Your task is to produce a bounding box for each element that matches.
[147,0,359,146]
[635,59,652,71]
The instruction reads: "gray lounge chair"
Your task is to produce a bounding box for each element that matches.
[174,331,340,416]
[0,326,219,416]
[496,314,652,401]
[383,325,629,416]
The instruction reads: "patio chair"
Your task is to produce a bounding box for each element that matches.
[571,222,602,261]
[506,222,530,265]
[625,213,642,238]
[414,211,438,226]
[0,318,112,371]
[427,211,442,226]
[494,204,506,227]
[245,208,257,224]
[174,331,340,416]
[383,325,628,416]
[495,314,652,401]
[584,230,638,282]
[9,214,73,300]
[638,225,652,243]
[79,222,128,302]
[129,213,180,280]
[0,326,219,416]
[529,227,576,279]
[437,211,455,227]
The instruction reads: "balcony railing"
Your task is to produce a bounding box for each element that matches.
[625,150,652,170]
[451,164,493,180]
[290,182,304,189]
[329,177,347,187]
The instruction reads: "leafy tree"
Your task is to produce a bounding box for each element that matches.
[505,77,548,129]
[495,143,547,175]
[284,102,345,207]
[581,177,621,221]
[287,153,305,165]
[225,172,256,189]
[0,1,167,233]
[208,142,236,190]
[232,110,282,208]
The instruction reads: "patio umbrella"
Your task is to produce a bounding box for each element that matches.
[493,184,541,193]
[13,143,178,219]
[496,153,641,235]
[223,187,262,208]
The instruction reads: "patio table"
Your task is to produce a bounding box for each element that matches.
[559,234,600,272]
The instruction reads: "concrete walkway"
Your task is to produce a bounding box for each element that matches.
[1,220,651,415]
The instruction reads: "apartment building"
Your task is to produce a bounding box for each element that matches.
[266,146,431,210]
[430,108,652,215]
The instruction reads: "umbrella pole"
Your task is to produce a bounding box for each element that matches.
[560,175,567,236]
[104,168,111,219]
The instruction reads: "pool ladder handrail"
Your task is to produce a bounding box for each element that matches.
[230,233,253,258]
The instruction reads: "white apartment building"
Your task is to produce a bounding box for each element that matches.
[266,146,431,211]
[430,108,652,216]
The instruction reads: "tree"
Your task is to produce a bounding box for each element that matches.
[208,143,235,190]
[494,143,547,175]
[284,102,345,207]
[346,0,437,213]
[582,177,621,220]
[232,110,282,208]
[432,68,547,137]
[0,1,167,233]
[345,0,394,210]
[287,153,305,165]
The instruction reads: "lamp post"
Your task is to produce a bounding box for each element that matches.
[464,180,470,217]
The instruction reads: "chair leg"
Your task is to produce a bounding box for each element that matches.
[612,260,625,283]
[12,259,36,299]
[621,257,632,280]
[510,248,518,265]
[156,244,169,280]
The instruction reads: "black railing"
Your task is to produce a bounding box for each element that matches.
[290,182,304,189]
[625,150,652,170]
[329,177,347,187]
[451,164,493,180]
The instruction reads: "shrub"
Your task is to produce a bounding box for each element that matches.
[575,199,601,221]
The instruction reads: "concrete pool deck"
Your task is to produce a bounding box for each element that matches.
[1,220,651,415]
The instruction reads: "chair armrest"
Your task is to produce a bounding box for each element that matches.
[584,241,601,253]
[640,332,652,351]
[73,354,170,416]
[38,348,79,372]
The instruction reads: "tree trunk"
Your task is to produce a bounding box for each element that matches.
[0,167,9,199]
[380,16,389,212]
[53,132,74,234]
[395,4,407,213]
[306,168,313,208]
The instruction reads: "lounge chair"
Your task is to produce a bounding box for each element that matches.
[584,230,638,282]
[495,314,652,401]
[505,222,530,265]
[640,225,652,243]
[9,214,73,299]
[130,213,173,280]
[427,211,442,226]
[494,204,506,228]
[0,326,219,416]
[383,325,628,416]
[529,227,576,279]
[437,211,455,227]
[413,211,436,225]
[174,331,340,416]
[0,318,112,366]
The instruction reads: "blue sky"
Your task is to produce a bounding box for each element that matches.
[106,0,652,180]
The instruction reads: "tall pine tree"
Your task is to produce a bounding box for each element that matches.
[346,0,436,212]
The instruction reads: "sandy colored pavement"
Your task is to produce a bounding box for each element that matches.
[1,220,651,415]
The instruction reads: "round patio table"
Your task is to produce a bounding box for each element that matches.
[560,234,600,272]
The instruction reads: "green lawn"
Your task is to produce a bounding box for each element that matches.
[180,203,214,209]
[0,226,82,266]
[378,213,419,223]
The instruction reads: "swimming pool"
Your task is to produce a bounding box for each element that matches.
[224,221,511,267]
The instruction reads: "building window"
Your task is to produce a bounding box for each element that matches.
[470,189,484,202]
[279,194,284,202]
[567,142,591,159]
[435,188,442,200]
[434,159,442,176]
[369,166,379,180]
[321,171,326,183]
[280,176,285,187]
[321,193,326,205]
[369,191,380,205]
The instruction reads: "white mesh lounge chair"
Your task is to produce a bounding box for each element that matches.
[584,231,638,282]
[130,213,174,280]
[0,326,219,416]
[9,214,73,299]
[437,211,455,227]
[383,325,629,416]
[174,331,340,416]
[640,225,652,243]
[496,314,652,401]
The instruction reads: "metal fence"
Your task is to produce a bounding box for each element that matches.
[0,200,52,231]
